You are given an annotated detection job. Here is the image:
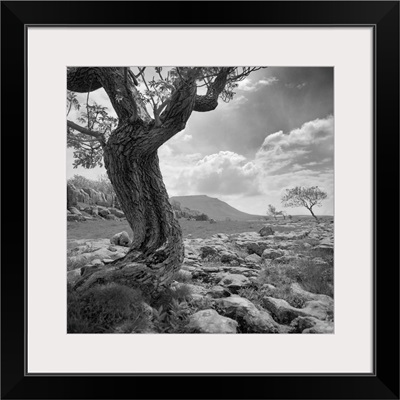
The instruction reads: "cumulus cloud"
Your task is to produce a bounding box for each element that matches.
[249,115,334,214]
[158,116,334,215]
[237,76,278,92]
[256,115,334,174]
[160,150,262,197]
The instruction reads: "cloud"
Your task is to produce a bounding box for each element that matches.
[158,115,334,214]
[160,150,262,197]
[237,76,278,92]
[256,115,334,174]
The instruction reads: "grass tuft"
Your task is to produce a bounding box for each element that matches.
[67,283,149,333]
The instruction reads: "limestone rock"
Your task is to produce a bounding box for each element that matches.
[175,269,192,281]
[245,254,262,264]
[110,231,131,247]
[206,285,231,299]
[262,297,305,324]
[261,248,285,260]
[263,296,331,324]
[67,268,82,285]
[187,309,238,333]
[218,274,250,292]
[200,245,218,259]
[290,316,334,333]
[259,225,274,237]
[68,207,82,215]
[290,283,334,306]
[220,251,239,264]
[216,296,279,333]
[109,208,125,218]
[98,208,111,218]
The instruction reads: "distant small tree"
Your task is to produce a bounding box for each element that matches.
[267,204,278,220]
[267,204,287,220]
[281,186,327,221]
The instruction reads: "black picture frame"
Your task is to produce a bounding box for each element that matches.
[2,1,399,399]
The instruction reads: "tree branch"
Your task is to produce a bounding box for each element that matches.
[193,67,234,112]
[67,67,151,124]
[67,120,102,139]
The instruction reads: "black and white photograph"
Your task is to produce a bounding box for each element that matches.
[66,66,334,334]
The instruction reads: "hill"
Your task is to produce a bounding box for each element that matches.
[170,195,264,221]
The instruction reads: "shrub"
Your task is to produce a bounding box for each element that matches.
[150,284,192,310]
[67,283,149,333]
[194,213,209,221]
[258,254,334,305]
[288,261,333,298]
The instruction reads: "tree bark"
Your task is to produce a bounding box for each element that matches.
[68,67,232,295]
[73,122,187,294]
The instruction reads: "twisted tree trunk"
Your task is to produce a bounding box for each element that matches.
[67,67,231,295]
[74,125,184,294]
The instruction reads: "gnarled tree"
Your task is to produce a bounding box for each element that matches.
[281,186,327,221]
[67,67,262,295]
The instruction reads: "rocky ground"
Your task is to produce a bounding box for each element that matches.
[67,219,334,334]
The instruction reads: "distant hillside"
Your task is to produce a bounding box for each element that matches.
[170,195,264,221]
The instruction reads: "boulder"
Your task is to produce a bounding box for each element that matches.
[67,268,82,285]
[199,245,218,259]
[98,208,111,218]
[85,258,104,267]
[67,183,78,208]
[290,283,334,306]
[216,296,280,333]
[174,283,207,297]
[201,266,221,273]
[110,231,131,247]
[290,316,334,333]
[220,251,239,264]
[187,309,238,333]
[109,208,125,218]
[206,285,231,299]
[261,248,285,260]
[218,274,250,293]
[245,254,262,264]
[175,269,192,282]
[68,207,82,215]
[262,296,332,324]
[262,297,306,324]
[259,225,274,237]
[302,300,332,321]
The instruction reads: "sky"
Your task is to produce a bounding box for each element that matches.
[67,67,334,216]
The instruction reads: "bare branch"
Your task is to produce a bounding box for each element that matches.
[193,67,234,112]
[67,120,102,140]
[135,67,146,79]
